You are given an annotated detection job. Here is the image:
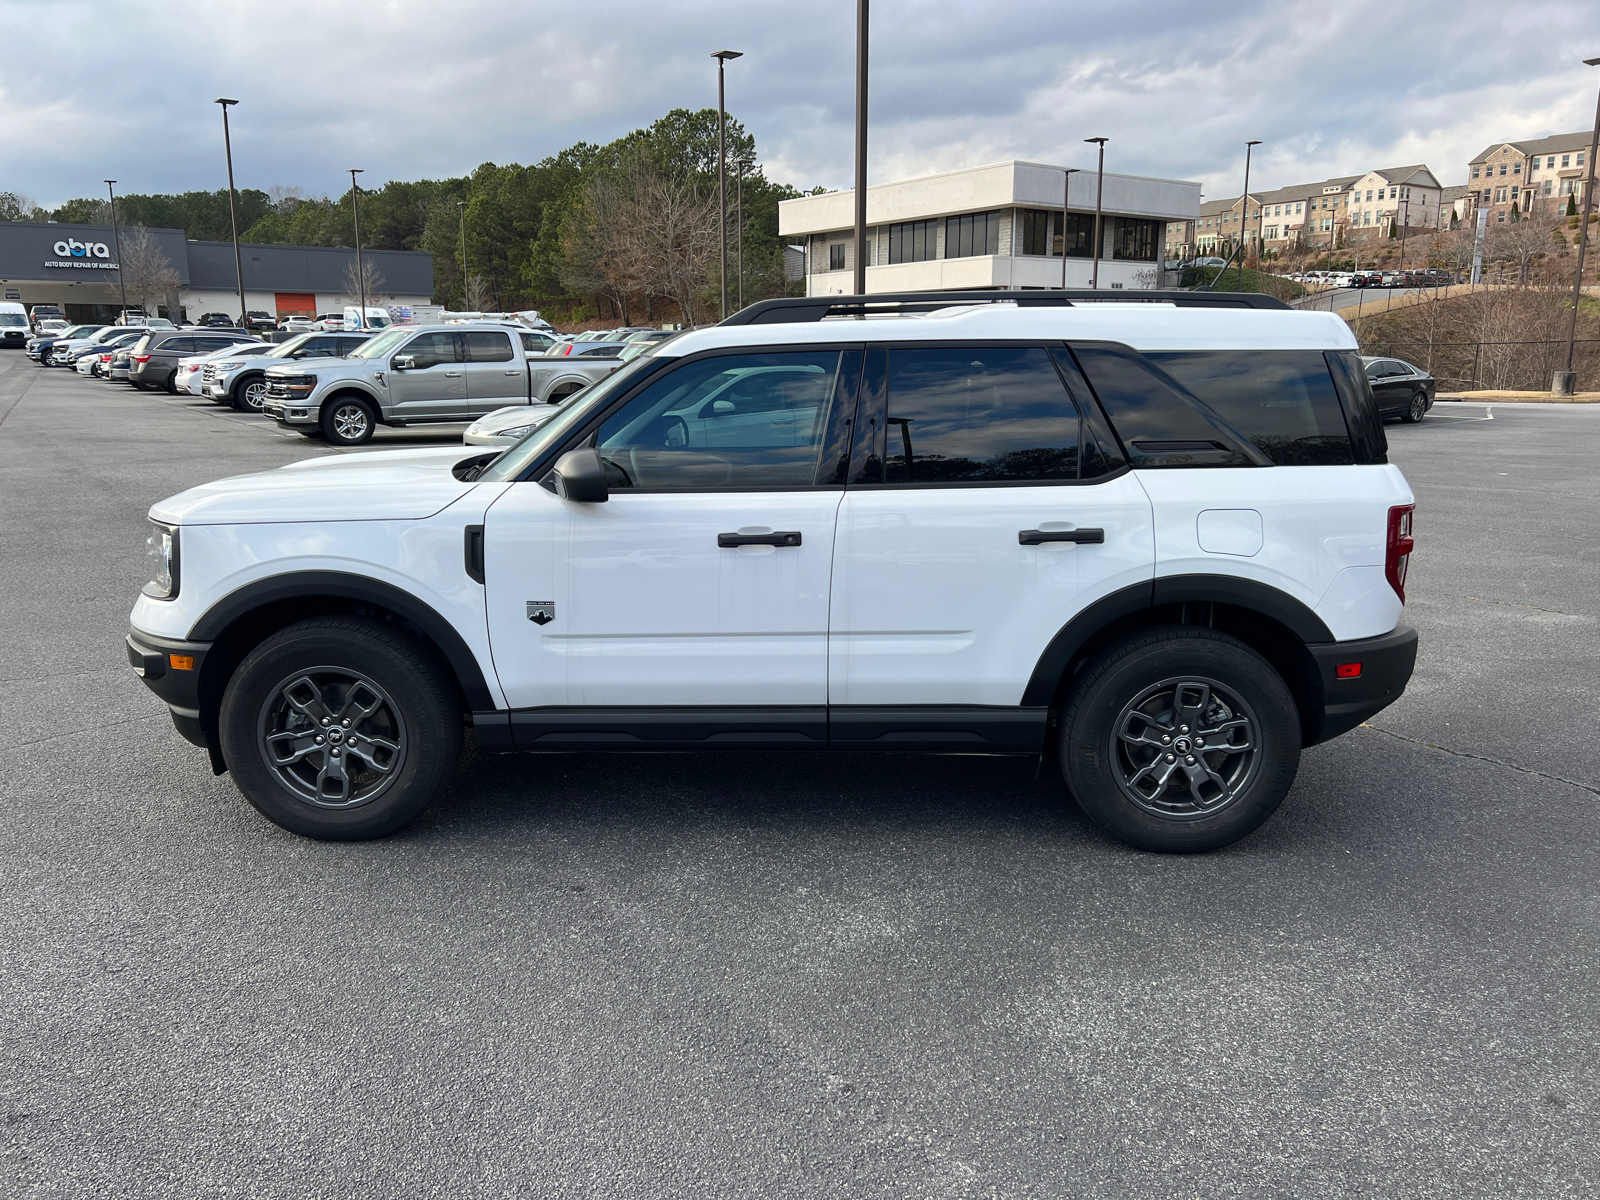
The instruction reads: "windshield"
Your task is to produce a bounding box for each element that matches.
[349,328,414,360]
[0,315,26,327]
[477,356,665,484]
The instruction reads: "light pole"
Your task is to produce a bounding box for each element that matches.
[348,168,366,326]
[712,49,743,320]
[854,0,869,296]
[458,199,468,308]
[214,98,248,325]
[1061,167,1079,289]
[735,157,750,312]
[104,180,128,319]
[1085,137,1107,288]
[1558,56,1600,395]
[1236,139,1261,289]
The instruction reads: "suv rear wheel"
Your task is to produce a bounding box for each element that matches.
[219,616,460,840]
[1059,626,1301,853]
[1402,391,1428,423]
[322,395,376,446]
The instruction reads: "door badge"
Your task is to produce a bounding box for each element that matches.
[526,600,555,626]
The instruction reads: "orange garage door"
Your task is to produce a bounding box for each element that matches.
[275,293,316,316]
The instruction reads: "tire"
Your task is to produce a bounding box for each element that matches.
[1059,626,1301,853]
[164,370,178,394]
[1401,391,1427,423]
[322,395,376,446]
[232,375,267,412]
[219,616,461,840]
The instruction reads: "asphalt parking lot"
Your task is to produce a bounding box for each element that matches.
[2,356,1597,1199]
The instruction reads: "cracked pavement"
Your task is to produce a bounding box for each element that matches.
[1,360,1596,1199]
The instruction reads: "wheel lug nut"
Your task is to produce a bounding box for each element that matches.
[330,748,340,757]
[315,736,324,744]
[1180,725,1189,733]
[1166,753,1176,762]
[321,718,330,726]
[341,719,350,728]
[1194,738,1204,747]
[1161,735,1171,744]
[1186,755,1195,764]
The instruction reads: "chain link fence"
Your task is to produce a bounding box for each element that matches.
[1358,339,1600,392]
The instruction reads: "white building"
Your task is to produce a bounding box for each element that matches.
[777,161,1200,294]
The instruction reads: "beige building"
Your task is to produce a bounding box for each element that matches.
[1468,131,1593,225]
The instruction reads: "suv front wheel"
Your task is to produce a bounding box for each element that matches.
[322,395,376,446]
[1059,627,1301,853]
[219,616,461,840]
[233,374,268,412]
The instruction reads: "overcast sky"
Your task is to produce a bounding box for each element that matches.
[1,0,1596,209]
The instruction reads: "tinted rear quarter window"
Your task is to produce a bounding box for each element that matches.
[1067,345,1257,468]
[1145,350,1354,466]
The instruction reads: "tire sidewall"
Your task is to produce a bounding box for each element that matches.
[220,619,459,840]
[1062,629,1301,853]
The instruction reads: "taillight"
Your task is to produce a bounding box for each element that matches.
[133,354,150,363]
[1386,504,1415,602]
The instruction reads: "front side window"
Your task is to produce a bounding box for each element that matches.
[945,211,1002,258]
[878,347,1081,483]
[887,220,937,264]
[464,331,514,362]
[401,331,459,369]
[595,351,855,490]
[1146,351,1353,466]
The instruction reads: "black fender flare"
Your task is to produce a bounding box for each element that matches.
[1020,574,1334,706]
[188,570,496,711]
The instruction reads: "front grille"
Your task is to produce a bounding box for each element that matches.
[265,380,293,398]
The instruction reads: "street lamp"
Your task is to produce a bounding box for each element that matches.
[735,157,751,311]
[712,49,743,320]
[1236,139,1261,289]
[854,0,869,296]
[104,180,128,319]
[1085,137,1107,288]
[214,99,248,325]
[348,169,366,327]
[1061,167,1080,289]
[458,199,468,308]
[1558,56,1600,395]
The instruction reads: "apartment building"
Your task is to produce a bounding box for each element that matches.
[1467,131,1593,224]
[777,160,1200,294]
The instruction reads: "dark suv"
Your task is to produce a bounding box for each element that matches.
[197,313,237,328]
[127,330,263,393]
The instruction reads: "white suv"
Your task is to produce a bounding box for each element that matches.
[127,292,1418,853]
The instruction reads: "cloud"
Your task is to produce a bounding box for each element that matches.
[0,0,1595,207]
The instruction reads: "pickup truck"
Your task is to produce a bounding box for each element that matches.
[260,322,624,445]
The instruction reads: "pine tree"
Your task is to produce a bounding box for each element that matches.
[1568,192,1579,217]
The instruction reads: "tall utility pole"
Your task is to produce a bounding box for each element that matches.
[214,99,248,324]
[1559,55,1600,395]
[1061,167,1079,289]
[457,199,468,308]
[735,158,748,311]
[712,50,743,320]
[1237,139,1261,289]
[348,169,366,326]
[854,0,869,295]
[1085,137,1107,288]
[104,180,128,318]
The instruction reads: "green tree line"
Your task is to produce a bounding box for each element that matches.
[12,108,812,321]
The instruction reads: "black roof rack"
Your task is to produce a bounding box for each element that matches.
[720,288,1291,326]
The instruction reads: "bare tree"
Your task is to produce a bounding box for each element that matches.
[0,191,50,222]
[1488,218,1553,285]
[266,184,304,215]
[118,225,180,317]
[342,256,387,306]
[463,273,494,311]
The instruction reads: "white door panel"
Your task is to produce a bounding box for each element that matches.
[828,474,1155,706]
[484,485,842,708]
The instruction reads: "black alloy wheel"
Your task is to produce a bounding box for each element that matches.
[322,396,376,446]
[1059,626,1301,853]
[234,376,268,412]
[219,616,460,840]
[1402,391,1428,423]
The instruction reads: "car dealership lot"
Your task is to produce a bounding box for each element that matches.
[2,357,1597,1196]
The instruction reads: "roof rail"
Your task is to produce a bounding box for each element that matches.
[720,288,1291,326]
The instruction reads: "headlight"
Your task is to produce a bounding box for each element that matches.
[143,521,179,599]
[214,361,244,373]
[494,423,535,440]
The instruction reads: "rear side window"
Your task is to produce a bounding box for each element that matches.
[880,347,1082,482]
[130,335,153,354]
[159,337,198,354]
[1144,351,1354,466]
[1067,345,1257,468]
[464,331,515,362]
[1325,351,1388,464]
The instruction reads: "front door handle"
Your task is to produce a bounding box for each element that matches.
[1019,528,1104,545]
[444,370,463,377]
[718,531,802,548]
[503,370,520,375]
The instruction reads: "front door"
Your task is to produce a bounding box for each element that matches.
[462,330,527,415]
[483,349,861,726]
[389,330,466,420]
[828,346,1154,714]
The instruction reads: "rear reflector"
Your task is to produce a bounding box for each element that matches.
[1335,662,1363,679]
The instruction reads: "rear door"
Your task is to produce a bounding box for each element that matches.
[388,330,467,420]
[827,345,1154,734]
[461,330,526,413]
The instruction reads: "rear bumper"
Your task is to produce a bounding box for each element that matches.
[127,628,212,750]
[1306,624,1417,745]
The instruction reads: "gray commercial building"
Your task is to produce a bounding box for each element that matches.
[0,221,433,323]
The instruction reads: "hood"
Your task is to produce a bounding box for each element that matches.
[149,446,483,526]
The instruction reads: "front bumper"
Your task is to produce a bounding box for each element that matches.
[261,399,319,424]
[127,627,214,751]
[1306,624,1418,745]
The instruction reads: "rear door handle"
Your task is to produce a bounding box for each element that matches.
[718,531,802,548]
[444,370,463,377]
[1019,528,1104,545]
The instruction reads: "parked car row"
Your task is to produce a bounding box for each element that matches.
[1288,268,1460,289]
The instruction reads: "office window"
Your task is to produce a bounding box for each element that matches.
[887,219,937,264]
[1112,217,1159,261]
[829,243,846,271]
[945,211,1002,259]
[1020,209,1093,257]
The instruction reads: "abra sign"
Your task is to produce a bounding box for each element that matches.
[44,239,118,270]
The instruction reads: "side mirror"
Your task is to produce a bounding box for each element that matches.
[545,447,609,503]
[392,355,415,371]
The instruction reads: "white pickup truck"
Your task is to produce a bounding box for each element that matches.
[260,322,622,445]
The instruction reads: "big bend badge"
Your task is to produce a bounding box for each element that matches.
[526,600,555,626]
